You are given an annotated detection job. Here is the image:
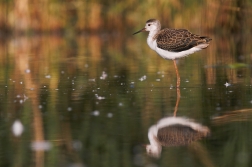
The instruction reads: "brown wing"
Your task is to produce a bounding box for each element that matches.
[155,28,211,52]
[157,124,209,146]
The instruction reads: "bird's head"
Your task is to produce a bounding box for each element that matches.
[145,144,162,158]
[133,19,161,35]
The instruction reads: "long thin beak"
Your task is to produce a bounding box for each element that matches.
[133,28,146,35]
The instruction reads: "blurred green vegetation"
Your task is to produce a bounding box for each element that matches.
[0,0,251,34]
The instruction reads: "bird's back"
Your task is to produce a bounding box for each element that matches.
[157,124,209,146]
[155,28,212,52]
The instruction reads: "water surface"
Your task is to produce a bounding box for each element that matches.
[0,33,252,167]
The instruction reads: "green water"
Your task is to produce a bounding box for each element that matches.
[0,32,252,167]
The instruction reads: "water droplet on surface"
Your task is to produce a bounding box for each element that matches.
[31,141,52,151]
[100,71,108,80]
[91,110,100,116]
[139,75,147,81]
[45,75,51,79]
[67,107,72,111]
[12,120,24,137]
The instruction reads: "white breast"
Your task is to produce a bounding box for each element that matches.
[147,36,157,51]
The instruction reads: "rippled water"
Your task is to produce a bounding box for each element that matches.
[0,33,252,167]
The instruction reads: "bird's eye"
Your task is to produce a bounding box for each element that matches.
[148,24,151,26]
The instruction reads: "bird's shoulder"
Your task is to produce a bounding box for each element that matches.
[154,28,194,40]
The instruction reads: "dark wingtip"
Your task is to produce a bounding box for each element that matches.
[200,36,212,42]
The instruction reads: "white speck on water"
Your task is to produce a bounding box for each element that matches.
[24,94,28,101]
[216,107,221,111]
[224,82,231,87]
[85,64,88,68]
[95,94,105,100]
[44,86,46,88]
[19,100,23,104]
[97,96,105,100]
[185,79,189,82]
[5,86,7,87]
[61,71,65,74]
[20,82,23,84]
[45,75,51,79]
[100,71,108,80]
[88,79,95,82]
[30,88,34,90]
[119,102,123,106]
[16,95,21,98]
[114,75,118,78]
[156,79,160,81]
[55,89,59,90]
[38,105,43,109]
[107,113,113,118]
[72,89,75,90]
[139,75,147,81]
[170,85,173,89]
[12,120,24,137]
[25,69,31,73]
[67,107,72,111]
[92,110,100,116]
[162,75,164,77]
[31,141,52,151]
[13,81,15,82]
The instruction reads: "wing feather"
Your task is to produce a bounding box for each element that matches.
[155,28,211,52]
[157,124,208,146]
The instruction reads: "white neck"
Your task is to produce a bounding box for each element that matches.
[148,125,160,147]
[147,30,158,50]
[148,29,159,38]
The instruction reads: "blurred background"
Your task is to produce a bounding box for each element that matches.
[0,0,252,167]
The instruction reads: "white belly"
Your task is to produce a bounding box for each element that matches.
[147,37,202,60]
[155,46,202,60]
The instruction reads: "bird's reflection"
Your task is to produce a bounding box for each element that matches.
[146,87,210,158]
[146,117,210,158]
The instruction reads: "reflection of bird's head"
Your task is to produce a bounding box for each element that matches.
[146,144,162,158]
